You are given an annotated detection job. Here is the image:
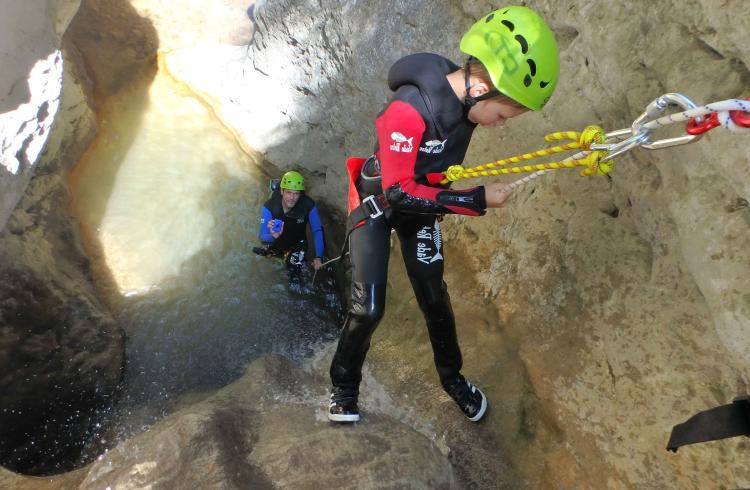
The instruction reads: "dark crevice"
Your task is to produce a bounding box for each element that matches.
[694,36,725,60]
[726,197,749,213]
[602,205,620,218]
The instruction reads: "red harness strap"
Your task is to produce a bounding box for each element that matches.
[346,157,367,214]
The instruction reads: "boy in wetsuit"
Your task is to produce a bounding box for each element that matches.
[328,6,560,423]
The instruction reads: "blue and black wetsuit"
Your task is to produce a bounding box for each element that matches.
[330,53,488,392]
[259,190,325,262]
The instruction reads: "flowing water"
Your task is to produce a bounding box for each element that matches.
[69,58,343,450]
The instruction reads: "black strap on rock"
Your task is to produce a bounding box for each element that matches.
[667,395,750,452]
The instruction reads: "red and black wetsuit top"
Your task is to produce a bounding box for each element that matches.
[374,53,486,216]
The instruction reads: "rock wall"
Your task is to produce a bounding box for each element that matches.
[64,0,159,101]
[442,2,750,486]
[177,0,749,487]
[0,0,159,475]
[1,0,748,487]
[1,355,459,490]
[0,0,80,231]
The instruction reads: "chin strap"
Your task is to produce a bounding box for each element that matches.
[463,58,500,112]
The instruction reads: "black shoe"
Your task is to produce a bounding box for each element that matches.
[444,375,488,422]
[329,386,360,422]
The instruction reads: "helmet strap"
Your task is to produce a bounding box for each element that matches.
[463,58,500,113]
[463,63,477,112]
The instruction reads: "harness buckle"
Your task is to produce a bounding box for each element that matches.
[362,195,384,219]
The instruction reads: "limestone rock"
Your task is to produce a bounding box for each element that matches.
[0,168,124,474]
[0,465,86,490]
[161,0,471,207]
[129,0,253,49]
[193,0,748,488]
[0,0,81,231]
[79,355,458,490]
[64,0,159,99]
[0,0,141,475]
[1,0,749,487]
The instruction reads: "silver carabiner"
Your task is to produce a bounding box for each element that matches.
[590,128,651,162]
[640,132,703,150]
[631,93,704,150]
[632,93,701,132]
[602,131,652,162]
[586,93,708,163]
[589,128,631,151]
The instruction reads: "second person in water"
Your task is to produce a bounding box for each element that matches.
[328,6,560,423]
[258,170,325,272]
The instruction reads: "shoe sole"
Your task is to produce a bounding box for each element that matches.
[468,388,488,422]
[328,413,360,423]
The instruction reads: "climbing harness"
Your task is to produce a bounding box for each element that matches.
[435,94,750,190]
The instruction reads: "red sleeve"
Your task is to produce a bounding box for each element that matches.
[376,101,484,216]
[377,101,436,199]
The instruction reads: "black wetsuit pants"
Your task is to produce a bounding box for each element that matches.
[329,212,462,390]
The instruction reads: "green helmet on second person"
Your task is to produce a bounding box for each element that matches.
[460,6,559,111]
[280,171,305,191]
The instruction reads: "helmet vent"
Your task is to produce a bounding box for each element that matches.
[486,13,495,22]
[515,35,528,54]
[527,59,537,76]
[540,81,550,88]
[523,74,532,87]
[501,20,514,31]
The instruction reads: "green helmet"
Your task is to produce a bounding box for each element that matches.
[280,170,305,191]
[460,6,559,111]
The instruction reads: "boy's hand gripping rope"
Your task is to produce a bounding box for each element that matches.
[439,94,749,189]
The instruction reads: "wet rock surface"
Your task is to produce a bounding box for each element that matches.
[222,0,750,487]
[0,0,157,475]
[1,0,749,488]
[0,0,80,230]
[2,355,460,489]
[0,162,124,474]
[80,355,457,490]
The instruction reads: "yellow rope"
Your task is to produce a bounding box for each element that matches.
[440,125,612,184]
